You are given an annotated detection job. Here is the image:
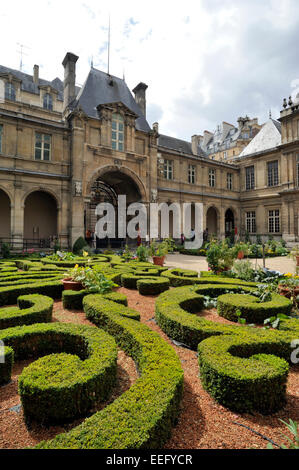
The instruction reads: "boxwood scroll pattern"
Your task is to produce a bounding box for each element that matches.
[0,323,118,424]
[36,293,184,449]
[155,284,299,414]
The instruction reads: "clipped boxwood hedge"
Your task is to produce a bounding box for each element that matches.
[62,289,128,310]
[137,278,170,296]
[0,294,53,329]
[155,283,299,414]
[0,323,117,424]
[217,292,292,323]
[35,293,183,449]
[0,280,64,306]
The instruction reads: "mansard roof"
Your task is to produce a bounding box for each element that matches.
[238,119,281,158]
[73,67,151,133]
[158,134,192,154]
[0,65,66,101]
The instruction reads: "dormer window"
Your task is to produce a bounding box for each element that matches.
[5,82,16,101]
[111,113,124,151]
[43,93,53,111]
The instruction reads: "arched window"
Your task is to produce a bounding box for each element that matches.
[43,93,53,110]
[111,113,124,151]
[5,82,16,101]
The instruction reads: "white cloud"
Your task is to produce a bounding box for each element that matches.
[0,0,299,140]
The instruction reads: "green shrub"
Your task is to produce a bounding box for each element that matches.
[0,323,117,424]
[155,283,299,414]
[217,293,292,324]
[0,294,53,329]
[62,289,128,310]
[0,346,13,385]
[72,237,87,255]
[35,293,183,448]
[137,278,170,296]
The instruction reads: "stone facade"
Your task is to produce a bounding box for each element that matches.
[0,51,298,249]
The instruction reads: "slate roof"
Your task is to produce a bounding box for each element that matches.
[158,134,193,154]
[238,119,281,158]
[0,65,65,101]
[73,67,151,133]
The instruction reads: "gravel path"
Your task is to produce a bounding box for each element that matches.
[165,254,297,275]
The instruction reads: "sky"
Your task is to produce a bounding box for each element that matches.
[1,0,299,141]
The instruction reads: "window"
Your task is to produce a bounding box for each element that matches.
[246,211,256,233]
[188,165,196,184]
[227,173,233,190]
[297,154,299,187]
[43,93,53,111]
[223,151,227,159]
[111,113,124,151]
[245,166,255,190]
[0,125,2,153]
[35,133,51,161]
[163,159,173,180]
[209,168,215,187]
[267,161,279,187]
[268,210,280,233]
[5,82,16,101]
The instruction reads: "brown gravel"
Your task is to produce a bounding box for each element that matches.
[0,290,298,449]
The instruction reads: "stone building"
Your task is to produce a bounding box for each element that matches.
[0,51,298,250]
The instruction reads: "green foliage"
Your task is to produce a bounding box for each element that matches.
[136,245,149,262]
[72,237,87,255]
[267,419,299,449]
[217,292,292,324]
[206,240,235,273]
[36,293,184,449]
[155,283,299,414]
[136,277,170,295]
[0,322,117,423]
[66,265,117,294]
[149,240,169,257]
[1,243,10,258]
[0,294,53,330]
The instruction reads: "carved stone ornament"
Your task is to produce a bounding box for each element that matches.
[74,181,82,196]
[151,189,158,202]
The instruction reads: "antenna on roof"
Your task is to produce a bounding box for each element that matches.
[107,14,111,75]
[16,43,30,71]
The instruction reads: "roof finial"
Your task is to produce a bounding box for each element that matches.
[91,55,94,68]
[269,109,272,119]
[123,68,125,82]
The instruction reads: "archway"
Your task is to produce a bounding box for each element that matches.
[206,207,218,238]
[0,189,11,239]
[24,191,58,246]
[86,170,142,248]
[225,209,235,239]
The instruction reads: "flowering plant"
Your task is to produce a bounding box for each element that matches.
[65,265,117,293]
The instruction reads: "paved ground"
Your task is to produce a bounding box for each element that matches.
[165,253,297,275]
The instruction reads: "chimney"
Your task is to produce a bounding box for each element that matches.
[62,52,79,110]
[132,82,148,118]
[191,135,202,155]
[33,65,39,85]
[203,130,213,149]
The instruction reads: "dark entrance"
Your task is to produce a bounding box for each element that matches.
[86,171,142,248]
[225,209,235,239]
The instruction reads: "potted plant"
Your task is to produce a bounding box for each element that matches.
[232,242,249,260]
[278,275,299,299]
[62,265,116,292]
[289,246,299,267]
[149,240,169,266]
